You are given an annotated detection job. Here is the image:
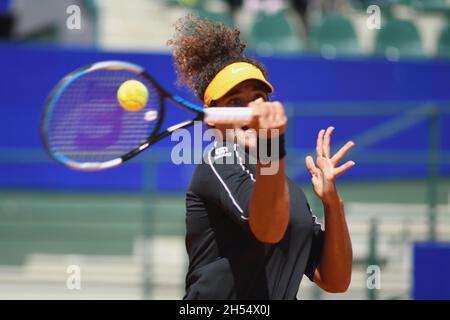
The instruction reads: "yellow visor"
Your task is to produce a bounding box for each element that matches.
[203,62,274,106]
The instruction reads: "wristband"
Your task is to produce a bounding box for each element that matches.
[256,134,286,162]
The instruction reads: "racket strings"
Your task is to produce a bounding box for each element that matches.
[46,69,162,164]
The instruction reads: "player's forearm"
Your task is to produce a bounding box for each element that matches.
[317,196,352,292]
[249,159,289,244]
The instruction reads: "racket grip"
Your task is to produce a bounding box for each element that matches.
[203,107,253,124]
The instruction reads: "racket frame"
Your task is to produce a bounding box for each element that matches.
[42,60,253,171]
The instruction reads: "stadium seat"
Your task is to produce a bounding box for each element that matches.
[410,0,450,13]
[374,18,423,58]
[84,0,99,44]
[247,11,303,56]
[192,7,234,28]
[350,0,406,10]
[349,0,365,10]
[437,22,450,58]
[166,0,205,8]
[309,14,360,57]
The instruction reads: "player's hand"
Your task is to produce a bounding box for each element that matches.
[248,99,287,137]
[305,127,355,205]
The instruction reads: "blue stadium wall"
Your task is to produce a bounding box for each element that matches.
[1,42,450,193]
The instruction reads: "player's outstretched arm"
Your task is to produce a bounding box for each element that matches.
[248,100,290,244]
[306,127,354,293]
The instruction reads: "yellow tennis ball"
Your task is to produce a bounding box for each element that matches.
[117,80,148,112]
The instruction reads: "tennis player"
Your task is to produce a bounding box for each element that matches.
[168,15,354,300]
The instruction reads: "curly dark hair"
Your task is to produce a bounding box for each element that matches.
[167,15,267,102]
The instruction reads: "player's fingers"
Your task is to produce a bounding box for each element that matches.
[316,129,325,158]
[334,160,356,177]
[248,99,264,129]
[257,103,270,132]
[267,103,276,126]
[248,97,264,111]
[270,104,281,137]
[323,126,334,158]
[331,141,355,165]
[305,155,318,176]
[248,97,264,107]
[271,102,286,136]
[274,101,286,125]
[246,107,259,129]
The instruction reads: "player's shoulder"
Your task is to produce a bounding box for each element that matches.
[205,142,236,165]
[203,142,250,173]
[189,142,233,176]
[189,142,247,189]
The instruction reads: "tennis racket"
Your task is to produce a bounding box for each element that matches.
[41,60,253,171]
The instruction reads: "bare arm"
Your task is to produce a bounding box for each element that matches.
[249,159,289,243]
[313,196,352,293]
[306,127,354,292]
[248,101,289,244]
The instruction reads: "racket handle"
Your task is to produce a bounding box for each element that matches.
[203,107,253,124]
